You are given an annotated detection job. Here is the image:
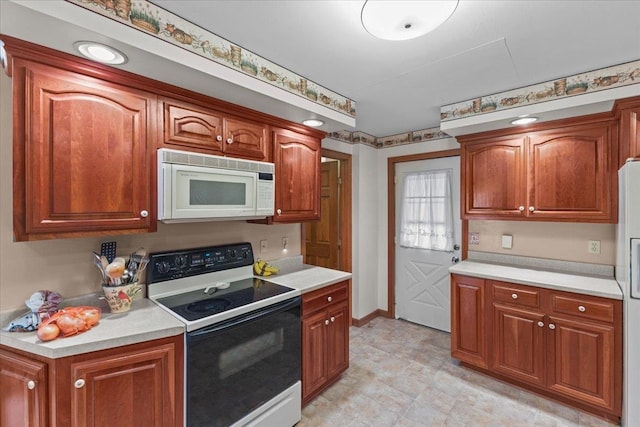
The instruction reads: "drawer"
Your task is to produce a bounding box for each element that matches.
[550,294,615,323]
[302,281,348,315]
[491,281,541,308]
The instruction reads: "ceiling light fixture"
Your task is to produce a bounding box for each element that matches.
[74,41,128,65]
[302,119,324,127]
[361,0,459,41]
[510,116,539,125]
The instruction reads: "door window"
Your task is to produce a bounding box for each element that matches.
[399,169,454,251]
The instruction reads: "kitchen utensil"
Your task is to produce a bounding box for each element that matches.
[100,241,117,263]
[93,252,108,284]
[106,258,126,286]
[133,257,149,283]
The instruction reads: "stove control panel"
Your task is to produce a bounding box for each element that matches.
[148,242,254,283]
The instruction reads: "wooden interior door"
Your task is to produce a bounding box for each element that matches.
[305,161,340,269]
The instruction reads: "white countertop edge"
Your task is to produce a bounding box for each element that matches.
[449,261,622,300]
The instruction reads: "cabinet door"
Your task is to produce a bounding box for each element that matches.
[450,275,489,368]
[14,59,153,240]
[272,128,321,222]
[302,310,328,400]
[546,316,618,414]
[223,117,269,161]
[620,106,640,161]
[326,301,349,379]
[527,123,616,221]
[462,138,526,218]
[492,303,546,387]
[0,349,48,427]
[69,343,178,427]
[162,98,224,153]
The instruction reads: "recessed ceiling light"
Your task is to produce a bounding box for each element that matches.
[74,41,128,65]
[361,0,459,41]
[511,116,539,125]
[303,119,324,127]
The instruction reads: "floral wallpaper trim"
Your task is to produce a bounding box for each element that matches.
[65,0,356,119]
[327,127,450,149]
[441,59,640,122]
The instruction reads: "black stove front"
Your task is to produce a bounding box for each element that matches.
[154,277,295,321]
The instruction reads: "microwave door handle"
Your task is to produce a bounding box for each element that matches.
[188,296,301,339]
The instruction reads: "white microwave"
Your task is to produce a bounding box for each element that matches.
[157,148,275,222]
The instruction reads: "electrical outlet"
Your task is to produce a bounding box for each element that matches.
[588,240,601,254]
[260,240,268,253]
[282,237,289,249]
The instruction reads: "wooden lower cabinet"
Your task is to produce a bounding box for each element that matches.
[0,349,48,427]
[0,335,183,427]
[450,274,488,368]
[301,281,350,405]
[492,303,546,387]
[451,275,622,419]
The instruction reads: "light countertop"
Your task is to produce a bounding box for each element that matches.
[0,297,184,359]
[263,265,352,293]
[449,260,622,300]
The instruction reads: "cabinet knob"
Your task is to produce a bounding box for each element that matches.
[324,320,330,326]
[548,324,556,330]
[511,293,518,300]
[277,209,282,215]
[140,210,149,218]
[578,305,586,312]
[27,380,36,390]
[529,206,535,212]
[537,321,544,327]
[331,316,335,322]
[74,379,85,389]
[327,296,332,302]
[226,138,233,144]
[216,135,223,142]
[518,206,525,212]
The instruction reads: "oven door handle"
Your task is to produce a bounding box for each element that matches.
[188,296,301,338]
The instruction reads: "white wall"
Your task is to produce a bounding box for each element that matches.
[0,69,301,311]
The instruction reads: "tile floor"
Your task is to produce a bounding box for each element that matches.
[299,317,619,427]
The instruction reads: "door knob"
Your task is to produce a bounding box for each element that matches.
[453,244,460,251]
[452,256,460,264]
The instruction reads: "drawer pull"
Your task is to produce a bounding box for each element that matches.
[529,206,535,212]
[74,379,85,389]
[27,380,36,390]
[548,324,556,330]
[518,206,525,212]
[511,293,518,300]
[324,320,329,326]
[578,305,586,312]
[330,316,335,322]
[537,321,544,327]
[327,296,332,302]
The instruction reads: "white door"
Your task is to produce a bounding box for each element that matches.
[395,156,461,332]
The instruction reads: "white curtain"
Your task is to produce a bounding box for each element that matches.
[400,169,454,251]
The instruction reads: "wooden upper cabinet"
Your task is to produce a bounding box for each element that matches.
[162,98,224,151]
[463,138,526,218]
[161,98,269,161]
[12,58,155,241]
[272,127,321,222]
[527,124,615,221]
[615,97,640,164]
[460,118,617,223]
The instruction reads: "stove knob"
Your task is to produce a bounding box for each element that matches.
[229,249,238,258]
[175,255,188,268]
[157,261,171,274]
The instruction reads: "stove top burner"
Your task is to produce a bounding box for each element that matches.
[185,298,231,314]
[155,277,295,322]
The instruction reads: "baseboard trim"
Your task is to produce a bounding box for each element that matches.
[352,309,392,327]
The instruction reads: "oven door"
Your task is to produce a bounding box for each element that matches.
[186,296,301,427]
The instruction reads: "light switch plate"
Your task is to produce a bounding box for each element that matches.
[501,235,513,249]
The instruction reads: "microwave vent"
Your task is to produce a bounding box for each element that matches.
[159,148,274,173]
